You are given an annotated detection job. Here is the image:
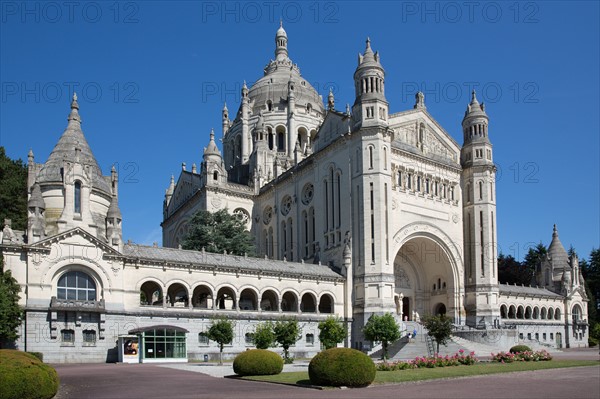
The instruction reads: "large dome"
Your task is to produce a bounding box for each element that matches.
[246,24,324,116]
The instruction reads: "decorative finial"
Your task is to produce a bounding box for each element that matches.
[366,37,371,48]
[280,18,283,28]
[471,90,478,103]
[210,128,215,139]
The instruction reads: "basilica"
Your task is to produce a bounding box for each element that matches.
[1,24,588,363]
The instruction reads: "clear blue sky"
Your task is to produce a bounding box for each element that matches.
[1,1,598,261]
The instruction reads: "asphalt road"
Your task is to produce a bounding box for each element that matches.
[53,350,600,399]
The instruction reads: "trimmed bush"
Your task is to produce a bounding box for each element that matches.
[233,349,283,376]
[27,352,44,362]
[0,349,59,399]
[509,345,532,353]
[309,348,376,387]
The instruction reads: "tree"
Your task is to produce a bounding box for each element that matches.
[318,316,347,350]
[362,313,401,360]
[0,146,28,231]
[206,317,235,365]
[582,248,600,324]
[498,253,531,285]
[273,318,301,363]
[0,255,23,348]
[253,321,275,350]
[523,243,548,281]
[319,316,348,349]
[422,314,453,354]
[182,209,255,256]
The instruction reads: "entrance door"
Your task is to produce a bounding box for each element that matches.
[402,297,410,320]
[556,332,562,349]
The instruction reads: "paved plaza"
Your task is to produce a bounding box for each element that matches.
[52,349,599,399]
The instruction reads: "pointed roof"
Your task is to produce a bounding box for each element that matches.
[357,37,382,69]
[548,224,570,269]
[28,183,45,209]
[464,90,488,119]
[107,195,122,219]
[37,93,111,194]
[203,129,221,157]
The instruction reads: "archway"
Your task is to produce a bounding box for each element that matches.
[140,281,163,306]
[434,303,447,316]
[393,234,459,322]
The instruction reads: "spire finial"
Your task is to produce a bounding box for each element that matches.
[71,92,79,110]
[471,90,478,103]
[280,18,283,28]
[366,37,371,48]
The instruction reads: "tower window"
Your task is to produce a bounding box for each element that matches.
[213,171,219,181]
[74,181,81,214]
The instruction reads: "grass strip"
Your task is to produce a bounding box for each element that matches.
[242,360,599,386]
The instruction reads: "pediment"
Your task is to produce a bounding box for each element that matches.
[27,227,122,257]
[389,109,460,165]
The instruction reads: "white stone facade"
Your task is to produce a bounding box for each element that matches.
[1,25,588,362]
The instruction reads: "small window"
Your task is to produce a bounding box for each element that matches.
[213,171,219,181]
[61,329,75,344]
[245,333,254,345]
[550,333,554,340]
[527,333,531,340]
[83,330,96,344]
[519,333,523,340]
[543,333,547,341]
[198,332,209,345]
[306,333,314,345]
[74,181,81,214]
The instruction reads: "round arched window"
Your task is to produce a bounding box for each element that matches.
[57,271,96,301]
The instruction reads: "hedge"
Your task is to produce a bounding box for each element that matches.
[509,345,532,353]
[233,349,283,376]
[0,350,59,399]
[309,348,376,387]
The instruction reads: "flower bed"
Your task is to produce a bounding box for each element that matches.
[376,350,478,371]
[491,349,552,363]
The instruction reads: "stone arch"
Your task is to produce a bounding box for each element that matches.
[300,292,317,313]
[533,306,540,319]
[281,290,298,312]
[571,304,582,322]
[392,223,464,323]
[260,289,279,311]
[239,287,259,311]
[140,280,163,306]
[434,302,447,315]
[508,305,516,319]
[44,254,113,296]
[541,307,547,319]
[192,284,213,309]
[500,304,508,318]
[517,305,525,319]
[167,282,189,307]
[215,285,237,310]
[554,307,561,320]
[318,293,334,313]
[275,125,286,152]
[548,307,555,320]
[525,306,533,319]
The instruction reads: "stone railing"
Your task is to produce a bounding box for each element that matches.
[50,296,105,312]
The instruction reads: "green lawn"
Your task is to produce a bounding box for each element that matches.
[242,360,599,386]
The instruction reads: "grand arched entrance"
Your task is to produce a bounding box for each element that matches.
[392,233,462,323]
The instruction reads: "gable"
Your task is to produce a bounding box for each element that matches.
[27,227,122,258]
[389,109,461,165]
[313,111,349,153]
[168,171,202,215]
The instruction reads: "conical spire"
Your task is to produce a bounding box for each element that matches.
[38,93,110,193]
[203,128,221,156]
[28,183,45,209]
[327,87,335,111]
[107,194,122,219]
[464,90,487,117]
[548,224,570,269]
[166,175,175,196]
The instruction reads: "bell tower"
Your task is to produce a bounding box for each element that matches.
[461,90,500,327]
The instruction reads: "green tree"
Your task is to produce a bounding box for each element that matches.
[362,313,401,360]
[206,317,235,365]
[523,243,548,281]
[253,321,275,350]
[182,209,255,256]
[273,318,301,363]
[0,147,28,231]
[318,316,347,350]
[498,253,531,285]
[0,255,23,348]
[582,248,600,324]
[422,314,453,353]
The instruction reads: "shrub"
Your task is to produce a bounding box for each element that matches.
[376,350,479,371]
[0,349,59,399]
[27,352,43,362]
[309,348,376,387]
[233,349,283,376]
[491,349,552,363]
[509,345,532,353]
